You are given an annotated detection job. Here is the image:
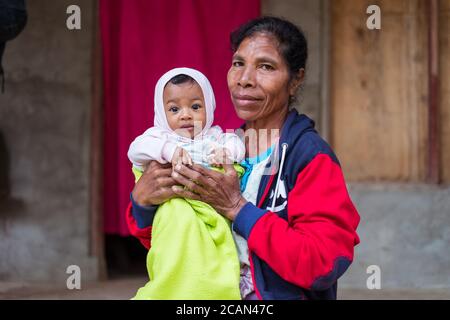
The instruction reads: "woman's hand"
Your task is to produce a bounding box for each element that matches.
[170,163,247,221]
[131,161,177,206]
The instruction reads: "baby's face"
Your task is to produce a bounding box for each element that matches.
[163,81,206,139]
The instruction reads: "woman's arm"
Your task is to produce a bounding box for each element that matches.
[125,201,155,250]
[126,161,177,249]
[234,153,360,291]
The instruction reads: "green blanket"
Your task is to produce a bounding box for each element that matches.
[132,165,243,300]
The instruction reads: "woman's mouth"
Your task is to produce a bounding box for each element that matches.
[233,94,260,101]
[232,94,263,108]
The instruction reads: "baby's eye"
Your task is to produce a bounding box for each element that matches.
[169,106,179,113]
[192,104,201,110]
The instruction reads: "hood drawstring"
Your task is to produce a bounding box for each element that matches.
[271,143,288,211]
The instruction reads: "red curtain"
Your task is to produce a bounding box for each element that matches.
[100,0,260,235]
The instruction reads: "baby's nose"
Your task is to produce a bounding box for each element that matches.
[180,109,193,119]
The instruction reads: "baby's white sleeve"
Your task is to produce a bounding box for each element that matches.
[218,131,246,163]
[127,127,178,170]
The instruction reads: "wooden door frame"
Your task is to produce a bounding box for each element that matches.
[89,0,107,280]
[320,0,331,142]
[427,0,440,183]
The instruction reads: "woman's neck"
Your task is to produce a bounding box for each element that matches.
[244,108,288,158]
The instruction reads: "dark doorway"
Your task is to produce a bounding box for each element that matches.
[104,235,148,279]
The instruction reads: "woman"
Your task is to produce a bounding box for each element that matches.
[127,16,360,300]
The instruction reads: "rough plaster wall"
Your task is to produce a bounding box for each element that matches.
[0,0,98,283]
[341,184,450,289]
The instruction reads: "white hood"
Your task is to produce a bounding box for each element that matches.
[153,67,216,137]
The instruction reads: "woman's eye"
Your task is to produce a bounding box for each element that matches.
[169,106,179,113]
[192,104,201,110]
[260,64,274,71]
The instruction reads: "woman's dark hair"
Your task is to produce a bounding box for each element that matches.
[230,16,308,79]
[167,74,195,85]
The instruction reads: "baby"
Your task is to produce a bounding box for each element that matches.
[127,67,245,300]
[128,67,245,173]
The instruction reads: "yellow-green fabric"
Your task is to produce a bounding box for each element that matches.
[132,165,244,300]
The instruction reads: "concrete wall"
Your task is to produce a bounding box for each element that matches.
[341,184,450,289]
[0,0,98,283]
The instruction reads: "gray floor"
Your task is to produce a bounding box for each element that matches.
[1,278,450,300]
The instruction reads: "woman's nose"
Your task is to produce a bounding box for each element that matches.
[237,67,255,88]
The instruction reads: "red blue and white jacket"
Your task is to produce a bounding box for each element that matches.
[126,110,360,300]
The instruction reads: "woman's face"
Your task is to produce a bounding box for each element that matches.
[227,33,297,122]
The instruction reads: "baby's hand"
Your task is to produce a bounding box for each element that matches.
[208,147,233,166]
[171,147,193,166]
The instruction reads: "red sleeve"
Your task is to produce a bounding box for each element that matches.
[247,153,360,290]
[125,202,152,250]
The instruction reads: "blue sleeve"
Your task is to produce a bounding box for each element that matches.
[130,193,158,228]
[232,202,267,240]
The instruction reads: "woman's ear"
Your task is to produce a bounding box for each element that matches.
[289,68,305,96]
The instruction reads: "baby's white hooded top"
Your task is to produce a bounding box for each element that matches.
[128,67,245,171]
